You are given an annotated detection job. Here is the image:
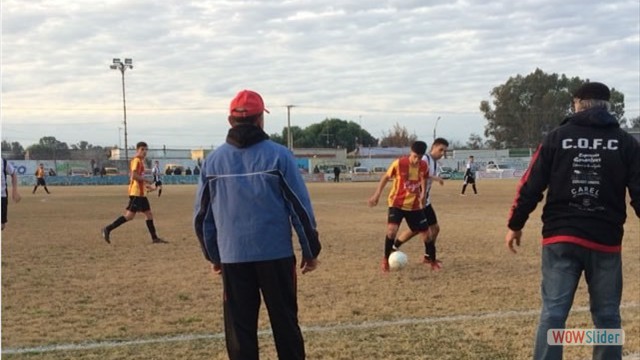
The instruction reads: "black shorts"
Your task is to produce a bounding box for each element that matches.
[154,180,163,186]
[126,196,151,213]
[2,197,8,224]
[464,175,475,184]
[423,204,438,226]
[387,207,429,232]
[37,178,46,186]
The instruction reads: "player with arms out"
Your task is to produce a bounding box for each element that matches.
[368,141,430,272]
[102,142,167,244]
[394,138,449,270]
[32,163,51,194]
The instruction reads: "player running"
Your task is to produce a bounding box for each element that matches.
[368,141,430,272]
[101,142,167,244]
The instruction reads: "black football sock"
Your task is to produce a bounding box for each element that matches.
[461,184,467,194]
[107,216,127,231]
[146,219,158,239]
[384,237,395,259]
[426,241,437,261]
[393,239,404,250]
[472,184,477,194]
[158,189,162,197]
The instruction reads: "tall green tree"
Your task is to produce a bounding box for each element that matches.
[71,141,103,150]
[26,137,70,160]
[379,123,417,147]
[270,118,376,152]
[466,133,485,150]
[10,141,24,157]
[480,68,625,148]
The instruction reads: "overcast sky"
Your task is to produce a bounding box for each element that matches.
[2,0,639,150]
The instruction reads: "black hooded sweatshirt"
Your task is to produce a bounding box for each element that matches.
[508,107,640,252]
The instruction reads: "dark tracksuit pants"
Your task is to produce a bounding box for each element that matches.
[221,256,305,360]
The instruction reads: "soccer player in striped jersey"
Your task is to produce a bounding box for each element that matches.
[368,141,430,272]
[101,142,166,244]
[394,138,449,270]
[460,155,478,195]
[151,160,163,197]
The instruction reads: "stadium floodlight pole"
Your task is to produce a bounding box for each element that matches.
[110,58,133,162]
[286,105,296,150]
[433,116,441,142]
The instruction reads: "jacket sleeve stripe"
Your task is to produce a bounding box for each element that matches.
[194,178,214,262]
[508,144,544,230]
[274,170,321,259]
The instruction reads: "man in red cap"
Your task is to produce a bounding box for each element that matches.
[505,82,640,359]
[195,90,321,360]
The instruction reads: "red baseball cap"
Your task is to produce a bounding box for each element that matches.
[229,90,270,117]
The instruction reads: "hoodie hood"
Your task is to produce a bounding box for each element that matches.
[560,107,619,129]
[226,124,270,148]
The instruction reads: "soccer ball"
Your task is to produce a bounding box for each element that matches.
[388,251,408,270]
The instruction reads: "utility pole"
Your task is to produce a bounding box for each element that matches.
[433,116,441,142]
[286,105,296,150]
[322,127,333,146]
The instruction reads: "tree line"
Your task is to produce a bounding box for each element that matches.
[3,69,638,156]
[1,137,109,160]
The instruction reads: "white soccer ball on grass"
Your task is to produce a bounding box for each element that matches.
[388,251,408,270]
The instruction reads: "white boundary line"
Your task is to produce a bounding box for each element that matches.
[2,303,638,355]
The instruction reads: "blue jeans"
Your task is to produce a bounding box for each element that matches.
[534,243,622,360]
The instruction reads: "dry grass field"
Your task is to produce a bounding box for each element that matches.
[1,180,638,359]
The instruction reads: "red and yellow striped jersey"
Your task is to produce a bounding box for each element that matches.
[35,168,45,178]
[128,157,146,197]
[386,156,428,210]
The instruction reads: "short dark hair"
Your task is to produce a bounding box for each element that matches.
[136,141,148,149]
[432,138,449,147]
[411,141,428,156]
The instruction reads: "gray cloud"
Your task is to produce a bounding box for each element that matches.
[2,0,638,148]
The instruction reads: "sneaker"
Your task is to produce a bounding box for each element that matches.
[422,256,443,271]
[101,228,111,244]
[381,258,390,273]
[152,237,168,244]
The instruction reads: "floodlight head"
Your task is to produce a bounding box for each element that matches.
[112,58,121,64]
[124,58,132,65]
[110,65,118,70]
